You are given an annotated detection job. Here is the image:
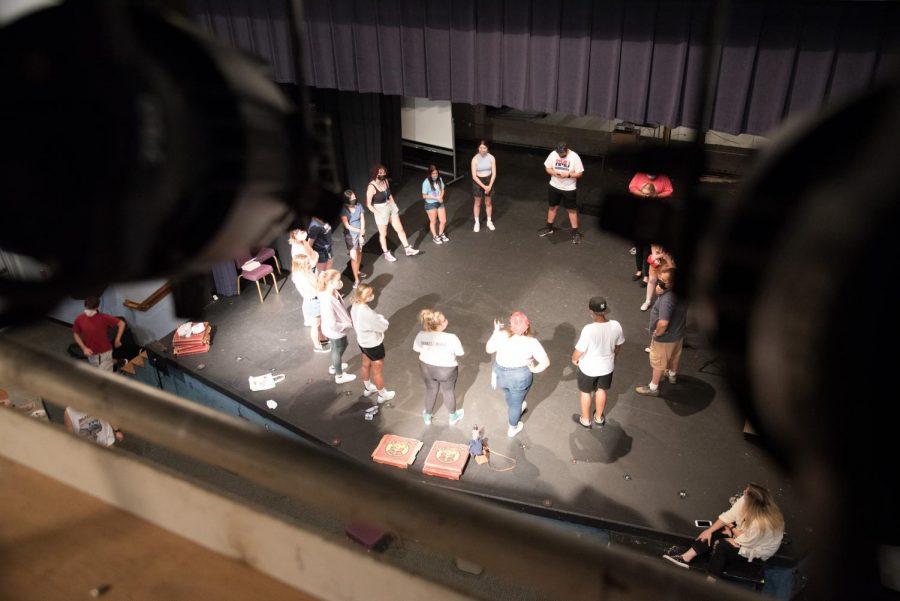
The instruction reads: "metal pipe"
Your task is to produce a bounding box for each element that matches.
[0,338,758,601]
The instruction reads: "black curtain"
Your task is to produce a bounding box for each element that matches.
[309,88,402,197]
[189,0,900,136]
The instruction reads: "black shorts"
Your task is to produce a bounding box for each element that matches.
[548,186,577,209]
[359,343,386,361]
[577,369,613,393]
[472,175,494,198]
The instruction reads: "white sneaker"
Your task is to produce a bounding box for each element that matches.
[507,422,524,437]
[449,408,465,425]
[376,389,395,403]
[383,252,397,262]
[404,246,420,256]
[334,373,357,384]
[521,401,527,413]
[640,301,651,311]
[328,363,348,375]
[432,235,443,245]
[474,221,480,232]
[486,220,495,231]
[362,381,378,396]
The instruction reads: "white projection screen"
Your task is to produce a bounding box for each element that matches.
[401,97,454,150]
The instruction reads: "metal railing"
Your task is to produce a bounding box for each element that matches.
[0,337,760,601]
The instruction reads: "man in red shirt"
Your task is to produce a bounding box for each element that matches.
[628,173,674,285]
[72,296,125,372]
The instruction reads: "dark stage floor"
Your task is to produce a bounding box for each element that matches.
[154,145,802,554]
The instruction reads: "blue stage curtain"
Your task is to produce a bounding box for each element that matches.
[189,0,900,136]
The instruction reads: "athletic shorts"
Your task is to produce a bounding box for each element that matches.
[472,175,494,198]
[577,369,613,393]
[314,248,333,262]
[424,201,442,212]
[359,343,386,361]
[372,201,399,226]
[548,186,577,209]
[301,297,321,324]
[344,232,361,252]
[649,338,683,370]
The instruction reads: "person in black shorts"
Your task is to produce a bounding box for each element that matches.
[571,297,624,428]
[538,142,585,244]
[349,284,396,403]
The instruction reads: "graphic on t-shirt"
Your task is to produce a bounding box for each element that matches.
[554,158,571,171]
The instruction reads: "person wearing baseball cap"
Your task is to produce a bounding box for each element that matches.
[571,296,624,428]
[539,141,585,244]
[485,311,550,437]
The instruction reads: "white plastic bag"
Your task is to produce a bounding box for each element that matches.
[242,260,262,271]
[249,373,285,391]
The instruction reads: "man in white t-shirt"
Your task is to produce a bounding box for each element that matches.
[539,142,585,244]
[571,297,624,428]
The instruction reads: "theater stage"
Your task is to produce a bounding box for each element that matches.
[150,145,803,556]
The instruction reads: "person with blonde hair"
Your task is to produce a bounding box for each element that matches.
[413,309,465,425]
[316,270,355,383]
[291,254,330,353]
[349,284,394,402]
[485,312,549,437]
[663,483,785,578]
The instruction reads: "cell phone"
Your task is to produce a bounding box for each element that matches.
[694,520,713,528]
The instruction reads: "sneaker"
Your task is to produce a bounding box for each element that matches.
[507,421,524,437]
[313,343,331,353]
[573,414,591,428]
[644,346,651,353]
[521,401,527,414]
[404,246,420,256]
[639,280,648,288]
[432,235,443,245]
[640,300,651,311]
[667,371,677,385]
[486,220,495,231]
[376,389,395,403]
[383,252,397,262]
[662,550,690,569]
[629,247,637,256]
[359,271,367,279]
[352,281,359,289]
[440,233,450,243]
[423,411,432,425]
[537,225,555,237]
[594,413,606,426]
[635,385,660,397]
[449,409,465,425]
[474,221,480,232]
[334,373,357,384]
[328,362,349,375]
[572,231,583,245]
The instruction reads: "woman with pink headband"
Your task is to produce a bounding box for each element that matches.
[485,311,550,437]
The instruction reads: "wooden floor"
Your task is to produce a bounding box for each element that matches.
[0,455,316,601]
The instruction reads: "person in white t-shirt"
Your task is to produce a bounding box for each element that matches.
[485,312,550,437]
[64,407,122,447]
[413,309,465,425]
[571,296,624,428]
[350,285,395,403]
[290,248,331,354]
[538,142,585,244]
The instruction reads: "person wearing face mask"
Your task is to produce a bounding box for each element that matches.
[635,268,686,397]
[628,172,674,284]
[316,269,356,384]
[340,189,367,288]
[72,296,125,372]
[366,164,420,262]
[486,312,550,437]
[421,165,450,244]
[539,142,585,244]
[470,140,496,232]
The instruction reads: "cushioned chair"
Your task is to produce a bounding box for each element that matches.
[235,255,279,303]
[252,246,282,275]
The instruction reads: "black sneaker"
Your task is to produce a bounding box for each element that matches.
[572,414,591,428]
[572,231,583,244]
[662,549,690,568]
[537,225,556,237]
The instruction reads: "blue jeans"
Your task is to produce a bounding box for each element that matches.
[494,364,533,426]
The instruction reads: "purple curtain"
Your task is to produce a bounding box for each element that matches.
[189,0,900,136]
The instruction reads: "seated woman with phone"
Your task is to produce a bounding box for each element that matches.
[663,483,784,580]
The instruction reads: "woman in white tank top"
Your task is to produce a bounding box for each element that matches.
[470,140,497,232]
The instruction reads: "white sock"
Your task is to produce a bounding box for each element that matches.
[649,382,659,391]
[668,371,676,377]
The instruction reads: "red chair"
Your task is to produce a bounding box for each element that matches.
[252,246,282,275]
[234,255,279,303]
